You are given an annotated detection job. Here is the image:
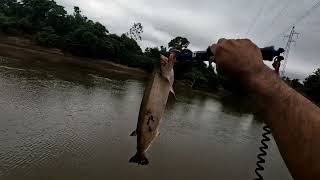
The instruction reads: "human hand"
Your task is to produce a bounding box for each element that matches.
[210,39,267,83]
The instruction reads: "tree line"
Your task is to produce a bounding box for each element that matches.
[0,0,155,70]
[0,0,220,91]
[283,70,320,105]
[0,0,318,104]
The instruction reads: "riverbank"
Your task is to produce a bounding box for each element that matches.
[0,35,148,79]
[0,35,227,99]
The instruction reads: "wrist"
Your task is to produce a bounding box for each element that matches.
[244,65,280,95]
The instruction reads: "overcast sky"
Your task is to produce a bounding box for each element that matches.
[56,0,320,79]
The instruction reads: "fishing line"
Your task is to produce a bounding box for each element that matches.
[258,0,292,40]
[254,125,272,180]
[245,4,266,37]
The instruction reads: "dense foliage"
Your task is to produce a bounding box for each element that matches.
[0,0,149,69]
[168,37,190,51]
[0,0,318,104]
[0,0,220,88]
[303,69,320,104]
[284,69,320,105]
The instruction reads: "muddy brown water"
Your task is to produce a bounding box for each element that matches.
[0,57,292,180]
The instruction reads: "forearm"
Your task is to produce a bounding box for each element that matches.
[246,65,320,179]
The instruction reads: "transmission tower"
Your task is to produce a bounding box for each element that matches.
[281,26,299,77]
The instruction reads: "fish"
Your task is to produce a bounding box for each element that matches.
[129,53,176,165]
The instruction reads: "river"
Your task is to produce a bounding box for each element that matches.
[0,57,292,180]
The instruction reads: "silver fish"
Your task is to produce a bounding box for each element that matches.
[129,53,176,165]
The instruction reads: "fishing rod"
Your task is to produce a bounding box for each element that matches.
[174,46,283,180]
[175,46,284,62]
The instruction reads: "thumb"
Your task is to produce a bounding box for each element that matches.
[209,44,217,63]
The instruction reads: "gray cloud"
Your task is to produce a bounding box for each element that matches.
[56,0,320,79]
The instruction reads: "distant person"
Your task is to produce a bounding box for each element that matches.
[272,56,284,75]
[210,38,320,179]
[260,46,285,61]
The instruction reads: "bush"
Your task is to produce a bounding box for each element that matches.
[0,15,20,34]
[17,17,33,33]
[303,69,320,104]
[119,53,156,72]
[35,26,61,47]
[182,62,219,90]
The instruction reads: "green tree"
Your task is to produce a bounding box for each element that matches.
[0,0,156,72]
[121,34,141,53]
[36,26,61,47]
[291,79,303,89]
[303,68,320,104]
[127,22,143,41]
[0,0,21,16]
[283,77,303,91]
[159,46,168,55]
[183,61,219,90]
[145,47,160,59]
[0,16,19,34]
[168,37,190,51]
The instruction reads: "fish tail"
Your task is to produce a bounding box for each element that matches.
[129,152,149,165]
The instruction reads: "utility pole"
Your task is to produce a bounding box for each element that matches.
[281,26,299,77]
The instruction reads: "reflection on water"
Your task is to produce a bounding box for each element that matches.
[0,57,292,180]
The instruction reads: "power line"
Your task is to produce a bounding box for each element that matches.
[281,26,299,76]
[266,0,291,30]
[256,0,292,44]
[265,0,320,46]
[245,4,266,36]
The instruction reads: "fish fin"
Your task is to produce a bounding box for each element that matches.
[157,132,160,137]
[130,130,137,136]
[129,153,149,165]
[169,86,177,100]
[170,86,176,98]
[160,74,171,84]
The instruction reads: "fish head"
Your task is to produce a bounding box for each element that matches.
[160,53,175,84]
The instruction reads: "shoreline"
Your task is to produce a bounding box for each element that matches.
[0,35,223,99]
[0,36,148,79]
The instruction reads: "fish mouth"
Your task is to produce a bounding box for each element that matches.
[160,53,176,66]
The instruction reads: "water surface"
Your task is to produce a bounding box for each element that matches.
[0,57,292,180]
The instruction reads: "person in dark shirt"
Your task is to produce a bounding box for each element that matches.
[260,46,285,61]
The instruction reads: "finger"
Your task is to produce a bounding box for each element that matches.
[235,38,246,41]
[209,44,217,63]
[214,38,228,57]
[210,44,217,53]
[217,38,227,44]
